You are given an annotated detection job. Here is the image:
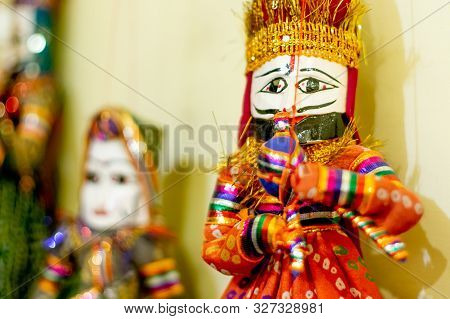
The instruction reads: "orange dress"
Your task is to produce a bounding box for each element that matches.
[202,144,422,299]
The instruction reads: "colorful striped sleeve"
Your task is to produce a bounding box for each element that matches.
[350,148,397,178]
[139,258,184,298]
[240,213,286,258]
[292,155,423,235]
[35,253,73,298]
[204,170,245,244]
[202,169,272,276]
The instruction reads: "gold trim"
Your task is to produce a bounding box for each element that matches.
[303,224,339,233]
[350,149,379,171]
[299,210,340,221]
[246,20,361,72]
[206,216,240,226]
[244,0,366,72]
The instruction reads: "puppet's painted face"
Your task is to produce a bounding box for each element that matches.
[80,139,149,231]
[251,55,349,143]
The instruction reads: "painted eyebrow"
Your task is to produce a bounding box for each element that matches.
[299,68,342,84]
[255,67,282,78]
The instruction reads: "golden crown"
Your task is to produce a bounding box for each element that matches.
[245,0,366,72]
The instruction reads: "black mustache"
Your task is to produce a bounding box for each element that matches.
[251,112,349,144]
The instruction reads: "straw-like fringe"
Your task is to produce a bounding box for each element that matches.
[216,136,266,208]
[216,122,359,204]
[245,0,366,36]
[216,136,261,173]
[361,134,383,150]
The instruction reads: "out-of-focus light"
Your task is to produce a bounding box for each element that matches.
[24,62,41,78]
[0,119,14,136]
[5,96,19,113]
[43,238,56,249]
[0,102,6,118]
[81,226,92,238]
[54,231,65,244]
[27,33,47,54]
[13,82,27,96]
[91,253,103,266]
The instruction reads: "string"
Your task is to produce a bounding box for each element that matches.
[105,0,120,101]
[291,0,307,118]
[288,0,308,273]
[239,115,253,143]
[128,1,139,108]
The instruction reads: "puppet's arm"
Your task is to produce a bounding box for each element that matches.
[291,147,423,235]
[132,235,183,298]
[34,254,72,298]
[202,169,291,276]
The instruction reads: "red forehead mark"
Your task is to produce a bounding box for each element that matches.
[290,55,295,72]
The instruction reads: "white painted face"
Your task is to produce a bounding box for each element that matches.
[80,139,150,232]
[251,55,348,120]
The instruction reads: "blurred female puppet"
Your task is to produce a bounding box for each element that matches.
[34,109,183,298]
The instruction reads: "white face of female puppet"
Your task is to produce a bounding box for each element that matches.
[80,139,150,232]
[250,55,348,120]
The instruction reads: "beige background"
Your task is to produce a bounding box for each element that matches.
[50,0,449,298]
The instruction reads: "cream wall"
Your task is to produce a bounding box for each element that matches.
[55,0,449,298]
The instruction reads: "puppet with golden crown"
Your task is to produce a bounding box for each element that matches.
[33,109,183,298]
[201,0,423,299]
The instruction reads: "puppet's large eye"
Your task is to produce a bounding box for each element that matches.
[297,77,337,94]
[86,171,99,183]
[112,174,129,185]
[259,77,288,94]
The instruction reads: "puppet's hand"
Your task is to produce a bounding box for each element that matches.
[257,112,306,203]
[258,214,306,275]
[290,162,322,201]
[257,139,306,203]
[291,162,414,262]
[245,214,297,254]
[249,214,287,254]
[282,215,307,275]
[291,162,423,233]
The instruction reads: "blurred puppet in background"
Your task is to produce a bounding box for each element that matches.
[0,0,60,298]
[202,0,423,299]
[34,108,183,299]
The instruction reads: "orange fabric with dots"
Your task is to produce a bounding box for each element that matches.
[221,225,382,299]
[203,218,264,276]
